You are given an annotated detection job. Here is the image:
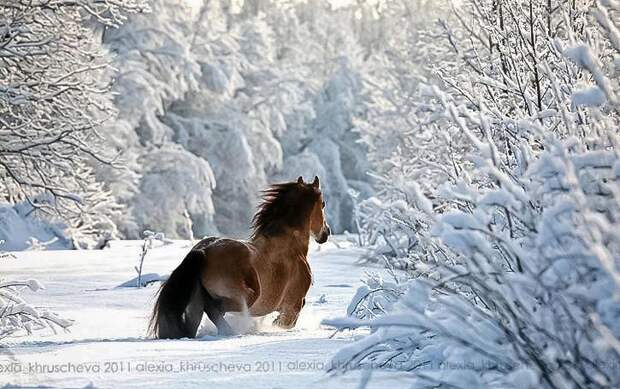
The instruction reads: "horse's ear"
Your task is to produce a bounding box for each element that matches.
[297,176,304,184]
[312,176,320,189]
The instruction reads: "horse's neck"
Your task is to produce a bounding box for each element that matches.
[251,231,310,263]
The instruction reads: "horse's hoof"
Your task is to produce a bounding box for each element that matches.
[273,316,295,330]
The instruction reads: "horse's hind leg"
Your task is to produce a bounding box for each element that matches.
[182,283,205,338]
[203,292,235,336]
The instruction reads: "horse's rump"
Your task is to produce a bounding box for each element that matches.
[199,239,260,312]
[149,237,260,339]
[148,249,206,339]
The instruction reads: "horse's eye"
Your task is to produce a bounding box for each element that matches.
[322,200,326,208]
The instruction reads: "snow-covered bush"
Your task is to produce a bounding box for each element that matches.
[0,164,122,250]
[353,0,453,262]
[0,202,70,251]
[331,1,620,388]
[0,243,71,340]
[0,279,73,341]
[346,270,408,321]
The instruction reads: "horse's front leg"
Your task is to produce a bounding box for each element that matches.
[273,298,305,329]
[274,265,311,329]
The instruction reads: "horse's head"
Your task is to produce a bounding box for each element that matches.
[299,176,331,244]
[251,176,331,243]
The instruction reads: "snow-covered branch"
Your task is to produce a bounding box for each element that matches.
[0,0,146,248]
[339,1,620,387]
[0,278,73,340]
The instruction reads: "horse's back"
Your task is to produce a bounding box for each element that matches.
[193,236,249,250]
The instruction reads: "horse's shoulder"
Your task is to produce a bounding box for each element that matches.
[295,257,312,289]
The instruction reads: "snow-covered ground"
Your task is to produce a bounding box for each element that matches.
[1,237,398,388]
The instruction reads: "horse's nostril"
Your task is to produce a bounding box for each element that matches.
[327,227,331,235]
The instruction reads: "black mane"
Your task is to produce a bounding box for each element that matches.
[250,181,319,239]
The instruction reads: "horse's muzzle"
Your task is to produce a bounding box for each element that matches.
[315,226,331,244]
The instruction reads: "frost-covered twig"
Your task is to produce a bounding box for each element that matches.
[135,230,170,288]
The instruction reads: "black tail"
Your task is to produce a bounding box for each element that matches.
[148,249,206,339]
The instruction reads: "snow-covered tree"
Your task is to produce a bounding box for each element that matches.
[167,3,284,236]
[332,1,620,388]
[272,2,373,233]
[0,0,147,248]
[97,0,218,239]
[129,144,217,239]
[99,0,374,238]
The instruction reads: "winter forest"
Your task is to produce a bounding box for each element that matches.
[2,0,620,388]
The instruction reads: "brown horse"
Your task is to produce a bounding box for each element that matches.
[149,176,331,339]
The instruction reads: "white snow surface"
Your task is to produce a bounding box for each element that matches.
[0,237,398,388]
